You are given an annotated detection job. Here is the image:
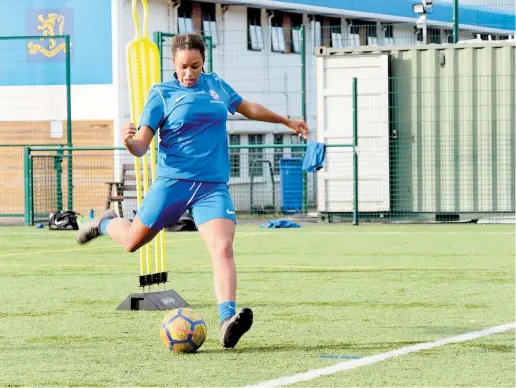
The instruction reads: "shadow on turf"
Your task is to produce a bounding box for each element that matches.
[198,340,423,354]
[189,301,475,310]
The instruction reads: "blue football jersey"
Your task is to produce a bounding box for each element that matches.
[138,72,242,182]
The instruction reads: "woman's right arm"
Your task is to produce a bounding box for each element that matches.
[122,123,154,157]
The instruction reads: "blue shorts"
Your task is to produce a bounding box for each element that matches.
[136,178,236,230]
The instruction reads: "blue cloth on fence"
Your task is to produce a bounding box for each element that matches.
[260,219,301,229]
[302,142,326,172]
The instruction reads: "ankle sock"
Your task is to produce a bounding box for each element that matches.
[99,218,113,236]
[218,301,236,324]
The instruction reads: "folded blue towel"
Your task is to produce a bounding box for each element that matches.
[260,219,301,229]
[302,142,326,172]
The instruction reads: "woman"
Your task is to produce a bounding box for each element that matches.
[77,33,309,349]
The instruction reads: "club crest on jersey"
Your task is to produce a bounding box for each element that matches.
[209,90,220,100]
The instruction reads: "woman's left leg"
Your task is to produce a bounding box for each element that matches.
[197,218,236,305]
[192,184,253,348]
[197,218,253,348]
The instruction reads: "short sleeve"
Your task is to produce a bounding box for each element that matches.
[218,78,243,115]
[138,87,165,133]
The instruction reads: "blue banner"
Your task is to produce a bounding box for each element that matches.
[0,0,112,86]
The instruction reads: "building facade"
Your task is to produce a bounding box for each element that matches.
[0,0,513,218]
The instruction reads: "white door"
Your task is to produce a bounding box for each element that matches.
[316,53,390,212]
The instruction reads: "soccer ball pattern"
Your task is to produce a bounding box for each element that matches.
[160,308,207,353]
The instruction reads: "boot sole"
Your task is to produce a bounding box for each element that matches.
[222,307,253,348]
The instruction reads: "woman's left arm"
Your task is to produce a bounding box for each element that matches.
[236,99,309,139]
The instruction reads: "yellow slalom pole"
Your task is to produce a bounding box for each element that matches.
[140,0,163,279]
[139,0,151,278]
[127,1,145,278]
[127,0,165,287]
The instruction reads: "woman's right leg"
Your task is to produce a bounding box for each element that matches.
[77,178,189,252]
[105,216,158,252]
[76,210,159,253]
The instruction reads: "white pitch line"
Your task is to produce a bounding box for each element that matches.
[246,322,516,388]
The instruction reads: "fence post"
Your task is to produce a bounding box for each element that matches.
[153,31,163,82]
[353,78,359,226]
[301,25,306,123]
[65,34,73,211]
[23,147,33,226]
[55,147,64,213]
[206,36,213,73]
[300,26,309,213]
[453,0,459,43]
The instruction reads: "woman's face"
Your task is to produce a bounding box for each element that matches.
[174,48,203,88]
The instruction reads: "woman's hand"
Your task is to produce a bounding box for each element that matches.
[122,122,137,146]
[286,119,309,140]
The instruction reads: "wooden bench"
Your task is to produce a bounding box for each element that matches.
[105,163,152,218]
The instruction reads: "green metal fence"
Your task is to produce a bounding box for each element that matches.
[3,24,515,227]
[0,35,72,221]
[23,143,356,227]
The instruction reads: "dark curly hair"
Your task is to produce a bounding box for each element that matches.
[172,33,206,65]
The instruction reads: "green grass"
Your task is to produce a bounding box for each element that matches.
[0,224,514,387]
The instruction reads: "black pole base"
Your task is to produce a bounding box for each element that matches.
[116,289,189,311]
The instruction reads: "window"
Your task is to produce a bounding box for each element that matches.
[383,24,394,45]
[291,27,302,53]
[248,8,264,50]
[428,28,441,44]
[291,14,303,54]
[349,24,360,47]
[248,134,264,177]
[311,16,322,47]
[497,35,510,40]
[330,18,343,48]
[273,134,284,175]
[384,24,394,39]
[178,1,194,34]
[229,135,240,178]
[202,2,218,46]
[366,23,378,46]
[446,30,454,43]
[271,12,286,53]
[416,29,424,44]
